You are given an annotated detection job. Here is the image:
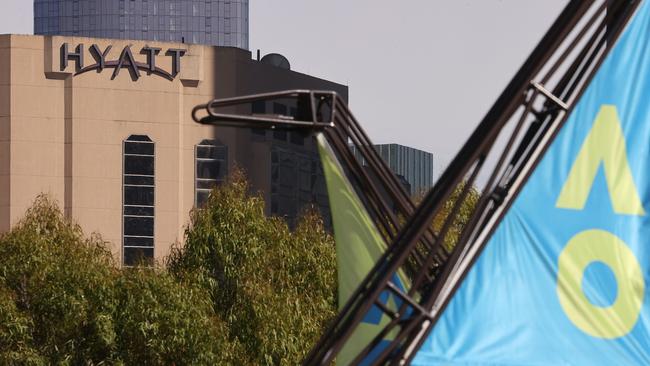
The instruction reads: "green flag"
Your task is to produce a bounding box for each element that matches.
[317,134,409,365]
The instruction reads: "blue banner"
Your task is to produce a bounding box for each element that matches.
[414,1,650,364]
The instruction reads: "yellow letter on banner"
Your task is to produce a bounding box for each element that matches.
[556,105,645,215]
[557,230,644,339]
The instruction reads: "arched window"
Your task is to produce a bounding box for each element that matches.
[195,139,228,207]
[123,135,155,266]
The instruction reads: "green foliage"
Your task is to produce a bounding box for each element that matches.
[0,170,337,365]
[0,196,118,364]
[0,196,228,365]
[415,182,481,251]
[0,284,43,365]
[113,268,225,365]
[168,169,337,365]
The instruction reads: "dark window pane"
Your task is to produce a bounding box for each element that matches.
[273,130,287,141]
[196,190,210,207]
[125,141,154,155]
[299,194,311,207]
[124,236,154,248]
[252,100,265,114]
[125,155,154,176]
[272,166,279,181]
[196,179,217,190]
[124,205,154,216]
[299,172,310,190]
[197,160,224,179]
[251,128,266,136]
[124,175,154,186]
[124,247,154,266]
[196,145,215,159]
[279,165,295,185]
[196,145,227,160]
[273,102,287,115]
[124,186,154,206]
[125,135,152,142]
[290,132,304,146]
[124,216,154,236]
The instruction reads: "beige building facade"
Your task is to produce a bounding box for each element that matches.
[0,34,347,265]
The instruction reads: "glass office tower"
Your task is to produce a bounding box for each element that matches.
[34,0,249,49]
[374,144,434,196]
[351,143,435,196]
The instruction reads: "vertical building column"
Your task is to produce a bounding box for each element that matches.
[64,76,73,218]
[177,83,184,242]
[0,38,10,232]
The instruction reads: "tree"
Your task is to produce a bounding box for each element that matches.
[112,268,227,365]
[167,169,338,365]
[413,182,481,252]
[0,196,226,365]
[0,284,43,365]
[0,196,119,364]
[0,169,338,364]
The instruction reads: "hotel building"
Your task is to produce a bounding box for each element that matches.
[0,34,347,265]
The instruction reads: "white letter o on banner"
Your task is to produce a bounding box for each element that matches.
[557,229,644,339]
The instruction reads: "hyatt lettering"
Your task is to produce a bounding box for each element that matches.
[61,43,186,81]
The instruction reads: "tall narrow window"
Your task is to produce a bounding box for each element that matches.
[195,139,228,207]
[123,135,155,266]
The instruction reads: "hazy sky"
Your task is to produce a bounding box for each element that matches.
[249,1,568,174]
[0,0,568,174]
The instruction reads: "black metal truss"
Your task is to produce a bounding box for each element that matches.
[193,90,445,277]
[192,0,640,364]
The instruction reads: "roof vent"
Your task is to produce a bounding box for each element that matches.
[260,53,291,70]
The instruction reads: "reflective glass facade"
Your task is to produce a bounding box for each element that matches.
[251,99,331,227]
[352,144,435,196]
[375,144,434,196]
[34,0,249,49]
[270,145,330,228]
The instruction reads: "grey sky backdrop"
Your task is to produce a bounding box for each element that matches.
[0,0,568,175]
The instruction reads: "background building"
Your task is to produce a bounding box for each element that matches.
[0,34,346,266]
[34,0,249,49]
[375,144,434,196]
[352,144,435,196]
